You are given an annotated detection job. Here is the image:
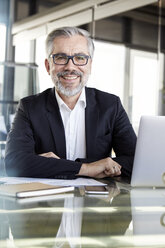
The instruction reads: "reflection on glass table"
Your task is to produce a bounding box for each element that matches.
[1,178,165,247]
[0,182,132,248]
[55,196,84,248]
[131,188,165,235]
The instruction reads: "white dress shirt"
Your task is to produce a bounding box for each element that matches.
[55,88,86,161]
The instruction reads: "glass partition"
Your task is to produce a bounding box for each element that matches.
[0,62,39,125]
[0,62,39,176]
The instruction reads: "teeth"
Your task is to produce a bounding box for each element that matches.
[63,76,78,80]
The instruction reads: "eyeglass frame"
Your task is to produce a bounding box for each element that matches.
[49,53,91,66]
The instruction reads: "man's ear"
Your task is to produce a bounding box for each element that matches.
[45,59,50,75]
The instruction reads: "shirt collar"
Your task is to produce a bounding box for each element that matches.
[55,87,86,110]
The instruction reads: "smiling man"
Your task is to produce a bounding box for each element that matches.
[5,26,136,179]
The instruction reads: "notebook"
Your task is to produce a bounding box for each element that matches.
[0,182,74,198]
[131,116,165,187]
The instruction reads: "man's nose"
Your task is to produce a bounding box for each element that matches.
[64,57,76,69]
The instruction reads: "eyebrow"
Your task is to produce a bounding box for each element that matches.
[54,52,89,56]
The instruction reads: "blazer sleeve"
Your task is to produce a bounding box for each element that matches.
[5,100,82,179]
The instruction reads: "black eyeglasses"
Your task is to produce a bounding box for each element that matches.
[49,53,91,66]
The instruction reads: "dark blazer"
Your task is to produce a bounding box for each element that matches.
[5,87,136,179]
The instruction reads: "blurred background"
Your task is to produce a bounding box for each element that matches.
[0,0,165,171]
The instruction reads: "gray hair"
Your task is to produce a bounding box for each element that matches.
[45,26,95,58]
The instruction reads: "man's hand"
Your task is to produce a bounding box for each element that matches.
[39,152,60,159]
[78,157,121,178]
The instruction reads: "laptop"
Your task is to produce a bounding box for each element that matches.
[131,116,165,187]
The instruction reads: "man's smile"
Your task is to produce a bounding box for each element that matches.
[61,75,79,80]
[57,70,82,84]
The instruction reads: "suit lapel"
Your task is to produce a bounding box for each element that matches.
[46,88,66,158]
[85,88,99,158]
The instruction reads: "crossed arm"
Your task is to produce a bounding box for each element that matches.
[39,152,121,178]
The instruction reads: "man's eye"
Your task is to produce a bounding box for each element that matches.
[75,56,85,61]
[56,55,66,60]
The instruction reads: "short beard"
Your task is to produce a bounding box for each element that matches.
[51,70,89,97]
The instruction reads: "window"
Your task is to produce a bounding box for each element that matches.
[89,40,125,102]
[130,50,159,132]
[0,24,6,62]
[15,41,31,63]
[35,35,52,92]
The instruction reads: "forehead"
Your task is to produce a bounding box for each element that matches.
[52,34,89,54]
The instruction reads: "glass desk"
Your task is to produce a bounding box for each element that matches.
[0,178,165,248]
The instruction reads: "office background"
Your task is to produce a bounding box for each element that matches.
[1,2,165,247]
[0,0,165,135]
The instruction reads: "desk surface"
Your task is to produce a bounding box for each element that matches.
[0,177,165,248]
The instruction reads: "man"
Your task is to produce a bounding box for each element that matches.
[5,26,136,179]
